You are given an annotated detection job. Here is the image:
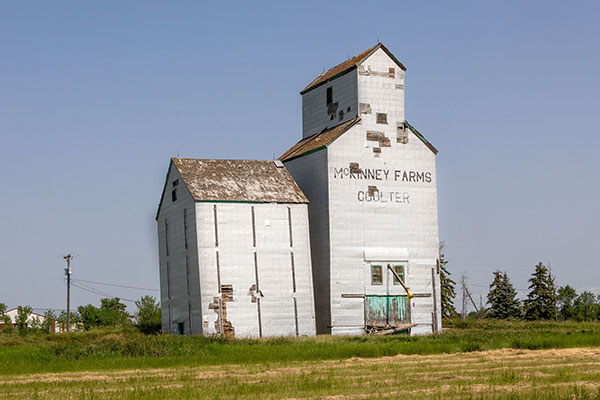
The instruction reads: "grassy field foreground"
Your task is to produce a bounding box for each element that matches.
[1,320,600,398]
[3,347,600,399]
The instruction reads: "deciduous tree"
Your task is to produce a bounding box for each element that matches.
[0,303,12,333]
[15,306,32,335]
[41,310,57,332]
[135,296,162,334]
[573,292,598,322]
[78,298,130,330]
[557,285,577,320]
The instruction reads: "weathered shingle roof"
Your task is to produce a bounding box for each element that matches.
[280,118,438,162]
[300,43,406,94]
[280,118,361,162]
[171,158,308,204]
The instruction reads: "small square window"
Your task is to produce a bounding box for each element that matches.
[172,179,179,187]
[371,265,383,285]
[171,189,177,202]
[393,265,405,285]
[376,113,388,124]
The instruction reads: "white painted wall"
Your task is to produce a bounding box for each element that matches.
[287,47,440,336]
[157,165,202,335]
[284,150,331,333]
[302,70,358,138]
[3,309,62,332]
[357,48,405,126]
[326,122,440,335]
[195,202,316,338]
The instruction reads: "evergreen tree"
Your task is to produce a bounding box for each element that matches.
[524,262,557,320]
[439,242,458,319]
[487,270,521,319]
[557,285,577,320]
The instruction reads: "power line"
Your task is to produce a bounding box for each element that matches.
[75,281,134,301]
[72,278,159,292]
[71,282,113,298]
[71,282,135,303]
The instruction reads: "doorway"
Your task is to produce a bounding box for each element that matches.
[365,263,410,327]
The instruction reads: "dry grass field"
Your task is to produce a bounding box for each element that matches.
[2,321,600,399]
[2,347,600,399]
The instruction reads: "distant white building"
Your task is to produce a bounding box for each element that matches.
[156,158,316,337]
[281,43,441,335]
[0,308,62,333]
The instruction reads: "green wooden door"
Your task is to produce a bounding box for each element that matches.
[365,295,410,327]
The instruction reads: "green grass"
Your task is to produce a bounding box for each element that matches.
[2,345,600,399]
[1,319,600,376]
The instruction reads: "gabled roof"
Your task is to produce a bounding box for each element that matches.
[280,118,438,162]
[156,158,308,219]
[405,122,438,154]
[300,43,407,94]
[4,308,48,319]
[280,118,361,162]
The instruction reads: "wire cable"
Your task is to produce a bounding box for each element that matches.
[71,282,135,303]
[71,278,159,292]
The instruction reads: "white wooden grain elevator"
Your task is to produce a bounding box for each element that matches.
[281,43,441,335]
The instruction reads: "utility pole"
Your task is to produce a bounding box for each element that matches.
[461,273,467,320]
[548,262,558,321]
[479,294,484,319]
[464,285,479,317]
[63,254,73,332]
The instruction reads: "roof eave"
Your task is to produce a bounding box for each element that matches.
[300,43,407,95]
[280,117,362,162]
[405,121,438,155]
[368,43,407,72]
[281,145,328,163]
[155,159,174,221]
[300,66,357,95]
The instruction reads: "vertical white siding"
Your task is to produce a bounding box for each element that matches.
[195,202,315,337]
[157,166,202,335]
[284,150,331,334]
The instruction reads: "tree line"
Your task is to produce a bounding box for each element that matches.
[0,295,161,335]
[441,248,599,322]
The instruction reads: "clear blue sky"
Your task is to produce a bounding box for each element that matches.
[1,1,598,313]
